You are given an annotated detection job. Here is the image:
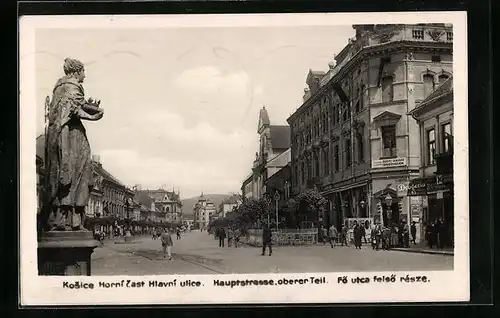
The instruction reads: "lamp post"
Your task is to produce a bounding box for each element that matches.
[264,194,271,227]
[274,191,280,231]
[384,193,393,226]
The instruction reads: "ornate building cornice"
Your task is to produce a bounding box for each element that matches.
[287,40,453,125]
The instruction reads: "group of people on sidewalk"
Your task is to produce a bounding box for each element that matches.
[211,225,274,256]
[319,220,419,251]
[424,218,453,249]
[213,227,242,248]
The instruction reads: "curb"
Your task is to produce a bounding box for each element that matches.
[391,248,454,256]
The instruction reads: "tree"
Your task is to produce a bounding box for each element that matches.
[295,188,327,228]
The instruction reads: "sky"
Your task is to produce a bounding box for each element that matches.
[35,25,355,199]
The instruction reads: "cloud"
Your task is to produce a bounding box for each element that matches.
[174,66,250,96]
[89,110,258,198]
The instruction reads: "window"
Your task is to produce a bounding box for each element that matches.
[438,74,449,85]
[345,139,351,168]
[427,128,436,165]
[423,74,435,98]
[381,76,394,103]
[334,145,339,172]
[323,148,330,175]
[301,162,305,183]
[314,152,320,177]
[357,133,364,162]
[381,125,397,158]
[307,158,312,180]
[442,123,452,153]
[431,55,441,62]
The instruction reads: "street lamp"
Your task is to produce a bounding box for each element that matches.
[264,194,272,227]
[384,193,393,225]
[274,191,280,231]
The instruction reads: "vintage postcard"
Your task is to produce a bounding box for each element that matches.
[19,12,469,305]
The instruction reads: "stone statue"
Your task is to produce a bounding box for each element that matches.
[42,58,104,231]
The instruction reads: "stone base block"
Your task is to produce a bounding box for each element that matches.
[38,230,100,276]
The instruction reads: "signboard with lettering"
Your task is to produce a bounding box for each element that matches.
[372,157,407,169]
[426,182,451,194]
[397,178,428,197]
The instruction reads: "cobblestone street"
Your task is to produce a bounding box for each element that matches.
[91,230,453,275]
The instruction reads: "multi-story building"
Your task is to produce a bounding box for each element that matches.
[287,24,453,230]
[408,76,454,245]
[241,173,254,200]
[93,160,135,220]
[218,193,242,218]
[135,188,182,223]
[241,106,291,200]
[193,193,217,229]
[134,188,182,224]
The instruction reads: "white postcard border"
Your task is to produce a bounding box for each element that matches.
[19,12,469,306]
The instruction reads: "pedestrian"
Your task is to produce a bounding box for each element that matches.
[340,225,348,246]
[227,228,233,247]
[218,227,226,247]
[360,223,366,245]
[328,224,338,248]
[403,221,410,248]
[353,222,362,249]
[176,228,181,240]
[160,228,173,260]
[410,221,417,245]
[321,226,328,245]
[234,228,241,248]
[370,225,379,250]
[382,226,391,250]
[262,224,272,256]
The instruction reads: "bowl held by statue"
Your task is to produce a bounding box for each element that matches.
[81,104,102,115]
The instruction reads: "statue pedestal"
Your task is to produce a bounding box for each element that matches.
[38,231,99,276]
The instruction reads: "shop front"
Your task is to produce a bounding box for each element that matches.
[397,175,454,247]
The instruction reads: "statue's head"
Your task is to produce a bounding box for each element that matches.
[63,58,86,83]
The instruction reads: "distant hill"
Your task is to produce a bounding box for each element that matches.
[181,194,235,220]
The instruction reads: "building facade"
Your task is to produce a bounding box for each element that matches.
[93,160,135,220]
[219,194,242,218]
[134,188,183,224]
[408,76,454,246]
[241,106,291,200]
[287,24,453,230]
[193,193,217,230]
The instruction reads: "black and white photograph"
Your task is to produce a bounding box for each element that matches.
[20,12,469,305]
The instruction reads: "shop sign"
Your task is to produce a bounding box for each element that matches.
[426,182,451,194]
[372,157,407,169]
[397,178,428,197]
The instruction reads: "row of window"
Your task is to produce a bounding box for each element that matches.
[426,122,452,166]
[294,131,366,184]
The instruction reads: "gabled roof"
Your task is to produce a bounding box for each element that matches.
[419,76,453,107]
[269,125,291,149]
[409,76,453,119]
[373,111,402,122]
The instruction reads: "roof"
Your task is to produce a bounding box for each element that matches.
[135,191,154,207]
[410,76,453,117]
[420,76,453,106]
[93,162,127,188]
[269,125,291,149]
[135,189,181,205]
[221,194,242,205]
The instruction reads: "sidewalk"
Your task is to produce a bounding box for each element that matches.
[391,244,454,256]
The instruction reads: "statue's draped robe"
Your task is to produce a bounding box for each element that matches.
[44,76,92,230]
